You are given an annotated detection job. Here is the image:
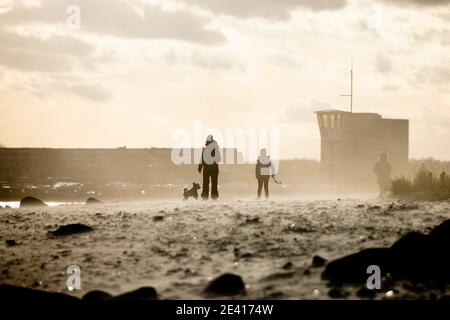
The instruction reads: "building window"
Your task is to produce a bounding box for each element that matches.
[322,114,329,128]
[336,114,342,128]
[331,114,336,128]
[318,113,342,129]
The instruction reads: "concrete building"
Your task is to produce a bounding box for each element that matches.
[315,110,409,184]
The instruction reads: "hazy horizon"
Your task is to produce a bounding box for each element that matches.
[1,0,450,160]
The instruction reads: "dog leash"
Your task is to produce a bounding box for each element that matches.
[272,176,283,184]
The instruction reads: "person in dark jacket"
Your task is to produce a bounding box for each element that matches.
[198,135,221,200]
[373,152,392,197]
[255,148,275,199]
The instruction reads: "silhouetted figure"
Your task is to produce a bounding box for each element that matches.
[373,152,392,197]
[255,148,275,199]
[198,135,221,200]
[440,171,446,186]
[416,162,431,190]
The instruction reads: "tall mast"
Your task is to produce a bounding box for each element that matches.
[341,60,354,113]
[350,60,353,113]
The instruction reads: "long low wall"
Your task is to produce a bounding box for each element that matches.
[0,148,240,184]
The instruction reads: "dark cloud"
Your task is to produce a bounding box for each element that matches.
[187,0,347,20]
[1,0,225,45]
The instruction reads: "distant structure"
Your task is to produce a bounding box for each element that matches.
[0,148,241,183]
[315,110,409,184]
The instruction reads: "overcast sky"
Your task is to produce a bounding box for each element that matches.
[0,0,449,159]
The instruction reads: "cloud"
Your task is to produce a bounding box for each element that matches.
[380,0,450,7]
[413,28,450,46]
[1,0,225,45]
[0,29,92,72]
[68,84,111,102]
[416,64,450,89]
[265,54,300,68]
[375,55,393,74]
[187,0,347,20]
[164,49,244,71]
[279,99,332,123]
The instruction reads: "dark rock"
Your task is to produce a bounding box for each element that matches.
[282,261,293,270]
[20,196,47,208]
[245,217,260,224]
[428,219,450,246]
[5,239,18,247]
[112,287,158,300]
[86,197,103,205]
[262,272,295,281]
[203,273,245,296]
[303,269,311,276]
[322,248,389,283]
[82,290,113,301]
[312,255,327,268]
[153,215,164,222]
[240,252,253,259]
[48,224,94,237]
[389,232,430,280]
[322,219,450,285]
[328,287,350,299]
[356,287,376,299]
[0,284,79,302]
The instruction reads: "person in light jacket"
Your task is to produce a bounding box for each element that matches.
[255,148,275,199]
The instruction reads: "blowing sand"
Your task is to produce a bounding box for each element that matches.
[1,198,449,299]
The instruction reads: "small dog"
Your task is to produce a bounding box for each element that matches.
[183,182,201,200]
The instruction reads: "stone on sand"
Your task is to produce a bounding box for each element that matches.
[5,239,18,247]
[0,284,79,302]
[112,287,158,300]
[20,196,47,208]
[86,197,103,205]
[312,255,327,267]
[48,223,94,237]
[328,287,350,299]
[203,273,245,296]
[322,219,450,284]
[83,287,158,300]
[83,288,158,300]
[82,290,113,301]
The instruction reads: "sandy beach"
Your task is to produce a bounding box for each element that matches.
[1,198,449,300]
